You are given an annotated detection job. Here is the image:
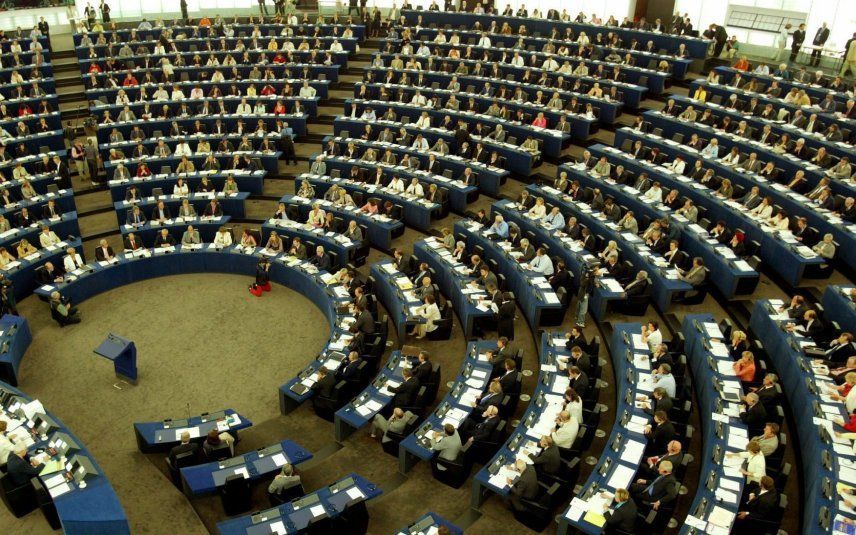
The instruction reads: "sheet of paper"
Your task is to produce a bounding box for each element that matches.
[309,504,326,517]
[346,486,365,500]
[271,453,288,467]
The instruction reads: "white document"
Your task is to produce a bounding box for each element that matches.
[271,453,288,467]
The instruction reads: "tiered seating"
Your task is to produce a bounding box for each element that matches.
[713,66,852,109]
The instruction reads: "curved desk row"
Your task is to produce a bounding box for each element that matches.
[114,192,249,223]
[489,198,625,319]
[559,156,760,297]
[96,93,320,119]
[521,183,692,313]
[86,62,342,84]
[0,314,31,386]
[336,110,537,176]
[558,323,656,534]
[713,67,851,106]
[323,134,508,197]
[100,134,289,169]
[133,409,252,453]
[823,285,855,328]
[413,238,495,339]
[398,512,462,534]
[749,300,852,535]
[0,381,130,534]
[472,331,570,506]
[94,113,302,143]
[679,315,749,534]
[6,237,83,301]
[261,220,361,271]
[334,350,407,441]
[398,340,496,473]
[454,220,565,329]
[0,128,64,154]
[0,188,76,221]
[401,10,712,59]
[370,260,422,345]
[72,23,367,46]
[281,194,404,251]
[0,109,62,132]
[104,150,283,176]
[606,131,831,286]
[314,152,478,214]
[215,473,381,535]
[301,173,442,232]
[108,170,267,199]
[87,78,332,102]
[0,211,80,260]
[121,217,231,245]
[181,439,311,497]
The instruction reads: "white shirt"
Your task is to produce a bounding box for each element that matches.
[173,183,189,196]
[174,143,192,157]
[551,418,579,448]
[299,86,317,98]
[63,253,84,272]
[39,231,60,248]
[667,160,686,174]
[330,41,343,52]
[415,115,431,128]
[0,433,13,464]
[528,254,554,275]
[737,451,766,483]
[643,187,663,203]
[411,94,427,106]
[419,302,441,331]
[528,204,546,218]
[510,55,524,67]
[405,183,424,196]
[645,329,663,351]
[388,179,405,193]
[236,103,252,115]
[214,231,233,247]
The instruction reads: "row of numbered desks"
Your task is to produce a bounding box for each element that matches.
[748,300,853,535]
[0,314,31,386]
[0,210,80,260]
[0,188,76,220]
[713,66,851,106]
[823,286,856,328]
[679,315,749,534]
[113,192,249,223]
[401,10,712,59]
[335,112,537,177]
[560,159,760,297]
[315,153,478,214]
[454,220,565,328]
[72,24,367,45]
[133,409,252,453]
[0,128,64,154]
[490,198,626,318]
[334,350,408,442]
[104,150,283,175]
[0,380,130,534]
[96,96,320,120]
[522,183,692,312]
[96,114,306,141]
[215,473,381,535]
[688,79,856,134]
[261,220,360,271]
[668,94,855,169]
[472,331,570,506]
[181,440,311,496]
[0,77,57,98]
[370,261,421,344]
[324,134,508,197]
[88,63,342,84]
[121,217,232,245]
[281,194,404,251]
[87,78,331,101]
[109,170,266,199]
[607,131,832,286]
[80,35,360,55]
[0,110,62,132]
[413,239,495,338]
[301,173,442,231]
[558,323,653,534]
[398,340,496,473]
[361,68,622,123]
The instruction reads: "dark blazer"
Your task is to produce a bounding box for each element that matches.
[647,421,676,455]
[312,372,337,398]
[353,310,375,334]
[390,376,420,407]
[150,205,172,220]
[412,361,432,382]
[638,473,678,504]
[604,500,638,533]
[309,252,332,272]
[338,358,362,379]
[6,454,44,486]
[532,444,561,475]
[740,402,767,428]
[476,391,503,411]
[511,465,539,500]
[744,489,778,521]
[95,246,114,261]
[498,370,520,393]
[470,415,500,442]
[168,442,199,467]
[571,372,589,397]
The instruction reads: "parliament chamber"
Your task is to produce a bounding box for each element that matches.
[0,0,854,534]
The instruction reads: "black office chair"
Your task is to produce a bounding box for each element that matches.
[431,451,471,488]
[0,473,38,517]
[267,483,304,506]
[220,474,252,516]
[166,449,199,487]
[32,477,60,529]
[512,481,562,532]
[204,442,232,462]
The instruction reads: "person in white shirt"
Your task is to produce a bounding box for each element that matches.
[63,247,84,272]
[551,411,579,448]
[411,91,428,106]
[385,175,403,193]
[752,198,774,219]
[360,108,376,121]
[542,207,565,230]
[766,211,789,230]
[642,321,663,351]
[115,91,130,106]
[510,52,524,67]
[405,178,424,196]
[527,247,555,275]
[299,81,316,98]
[411,294,441,338]
[173,179,190,196]
[329,39,343,53]
[38,225,60,248]
[213,226,232,247]
[643,182,664,203]
[665,156,686,174]
[236,98,252,115]
[727,441,766,485]
[411,135,429,151]
[434,31,447,44]
[416,43,431,56]
[477,33,491,48]
[414,112,431,128]
[527,197,547,218]
[174,141,192,157]
[721,147,741,167]
[171,87,186,100]
[542,55,559,71]
[153,86,169,100]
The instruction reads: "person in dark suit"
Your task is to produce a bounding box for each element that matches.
[472,381,503,414]
[639,387,672,417]
[630,460,678,511]
[790,23,807,62]
[311,366,337,398]
[352,303,375,334]
[94,239,115,262]
[603,488,638,533]
[638,440,683,480]
[6,447,45,486]
[735,476,779,528]
[337,351,362,380]
[411,351,433,383]
[507,459,539,511]
[167,431,199,467]
[567,346,591,374]
[644,411,675,456]
[565,327,587,353]
[496,359,520,393]
[389,367,419,408]
[739,393,767,429]
[463,405,500,445]
[549,260,572,291]
[569,366,589,397]
[531,435,561,476]
[810,22,830,66]
[308,245,332,271]
[123,232,144,251]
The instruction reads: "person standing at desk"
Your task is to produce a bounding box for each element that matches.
[810,22,830,67]
[790,23,806,62]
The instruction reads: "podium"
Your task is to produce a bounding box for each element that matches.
[94,333,138,384]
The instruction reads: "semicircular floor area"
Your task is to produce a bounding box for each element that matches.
[4,273,330,534]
